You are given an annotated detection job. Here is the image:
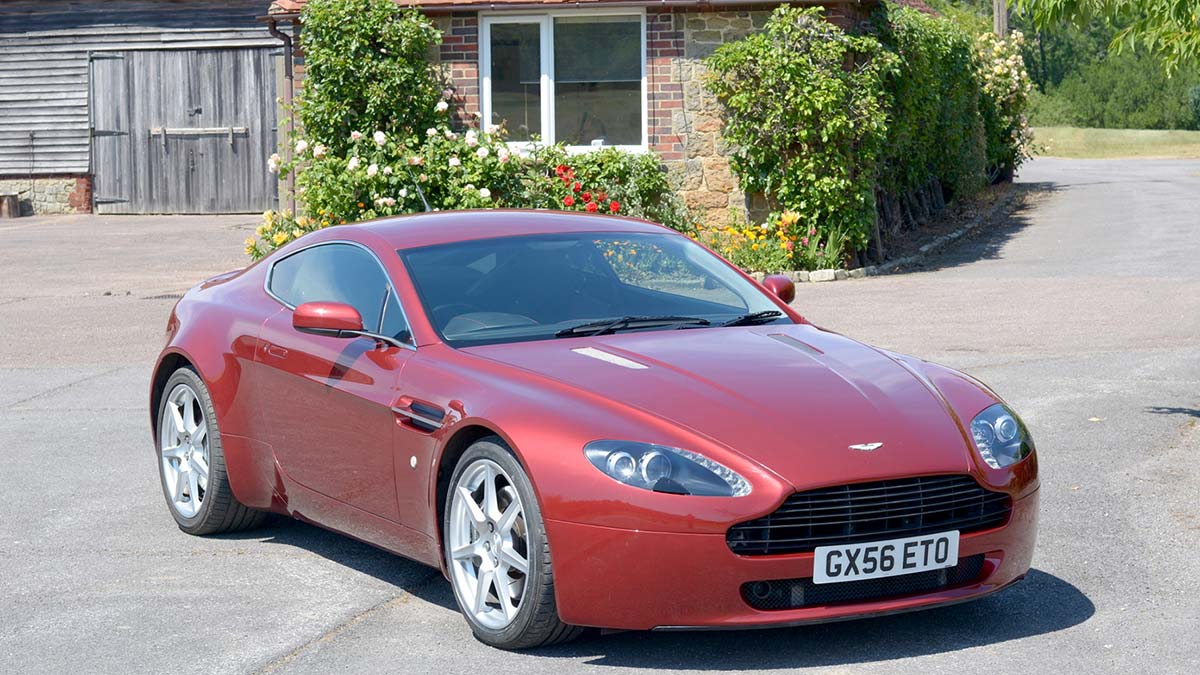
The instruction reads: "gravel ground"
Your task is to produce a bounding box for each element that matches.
[1,158,1197,673]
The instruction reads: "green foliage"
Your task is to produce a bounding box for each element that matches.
[296,0,445,156]
[704,6,896,254]
[1013,0,1200,76]
[1030,52,1200,129]
[875,4,988,199]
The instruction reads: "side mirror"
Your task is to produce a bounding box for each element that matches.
[293,301,364,338]
[761,274,795,304]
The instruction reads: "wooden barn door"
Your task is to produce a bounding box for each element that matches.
[90,48,278,214]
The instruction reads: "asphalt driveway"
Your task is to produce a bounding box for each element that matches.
[1,158,1197,673]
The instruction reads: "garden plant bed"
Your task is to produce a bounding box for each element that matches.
[750,181,1039,283]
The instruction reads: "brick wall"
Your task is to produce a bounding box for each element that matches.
[0,175,92,215]
[436,13,480,130]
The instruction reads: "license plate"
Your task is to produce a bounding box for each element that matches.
[813,530,960,584]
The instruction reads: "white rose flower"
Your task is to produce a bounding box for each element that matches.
[373,130,386,146]
[426,127,438,137]
[448,157,461,167]
[408,156,424,166]
[267,153,281,174]
[444,130,457,140]
[476,147,489,159]
[367,163,379,177]
[399,188,409,198]
[383,166,393,175]
[479,188,491,199]
[435,100,450,113]
[485,124,500,134]
[294,139,308,154]
[498,149,510,164]
[312,143,327,159]
[347,156,360,171]
[350,131,364,141]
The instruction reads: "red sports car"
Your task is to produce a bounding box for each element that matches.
[151,210,1038,649]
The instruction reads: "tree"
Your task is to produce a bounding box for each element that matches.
[1013,0,1200,74]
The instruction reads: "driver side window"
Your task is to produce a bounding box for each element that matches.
[269,243,411,342]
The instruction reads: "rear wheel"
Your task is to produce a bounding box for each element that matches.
[444,438,583,649]
[156,367,265,535]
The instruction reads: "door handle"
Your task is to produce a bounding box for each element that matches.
[264,344,288,359]
[392,397,445,431]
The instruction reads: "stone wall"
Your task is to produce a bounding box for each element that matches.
[0,176,92,216]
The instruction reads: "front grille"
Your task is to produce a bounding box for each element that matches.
[727,474,1011,556]
[741,553,986,610]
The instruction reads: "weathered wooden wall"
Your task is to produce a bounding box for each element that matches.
[0,0,277,176]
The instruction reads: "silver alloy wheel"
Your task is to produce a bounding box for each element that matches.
[159,383,210,519]
[448,459,530,630]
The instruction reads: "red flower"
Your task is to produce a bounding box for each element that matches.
[609,201,620,213]
[585,201,599,213]
[582,191,592,203]
[554,164,569,177]
[597,191,608,202]
[572,181,581,193]
[563,195,575,207]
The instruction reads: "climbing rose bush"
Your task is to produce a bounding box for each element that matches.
[977,30,1036,177]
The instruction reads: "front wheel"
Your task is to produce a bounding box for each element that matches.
[444,438,583,649]
[156,367,265,535]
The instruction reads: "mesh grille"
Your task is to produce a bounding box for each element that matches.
[727,474,1011,556]
[741,554,986,611]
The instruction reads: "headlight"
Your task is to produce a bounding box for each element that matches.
[584,441,751,497]
[970,403,1034,469]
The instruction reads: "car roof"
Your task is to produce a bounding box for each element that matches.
[355,209,677,250]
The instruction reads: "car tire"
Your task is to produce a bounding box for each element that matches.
[156,367,266,535]
[444,437,584,650]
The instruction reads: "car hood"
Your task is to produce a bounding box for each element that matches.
[464,324,978,490]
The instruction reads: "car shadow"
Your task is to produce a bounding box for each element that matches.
[539,569,1092,669]
[214,517,459,612]
[215,521,1091,668]
[885,182,1055,275]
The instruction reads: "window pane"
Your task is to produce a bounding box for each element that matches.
[489,23,541,141]
[270,244,391,332]
[553,16,641,146]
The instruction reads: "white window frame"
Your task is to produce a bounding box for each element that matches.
[479,8,648,153]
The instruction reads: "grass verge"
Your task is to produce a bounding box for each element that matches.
[1034,126,1200,159]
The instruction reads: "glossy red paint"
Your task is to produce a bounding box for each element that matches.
[760,274,796,304]
[150,209,1038,630]
[293,301,365,334]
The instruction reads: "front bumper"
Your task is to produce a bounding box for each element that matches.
[545,489,1038,630]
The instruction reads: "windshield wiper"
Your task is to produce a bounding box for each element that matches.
[554,315,711,338]
[721,310,783,327]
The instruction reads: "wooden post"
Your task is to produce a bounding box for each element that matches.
[993,0,1008,36]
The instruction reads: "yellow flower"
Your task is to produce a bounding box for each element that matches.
[255,224,268,236]
[291,228,302,239]
[272,232,288,246]
[751,243,759,251]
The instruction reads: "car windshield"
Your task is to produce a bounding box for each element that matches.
[398,231,791,347]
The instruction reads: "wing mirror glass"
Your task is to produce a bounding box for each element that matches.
[292,301,364,337]
[761,274,796,304]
